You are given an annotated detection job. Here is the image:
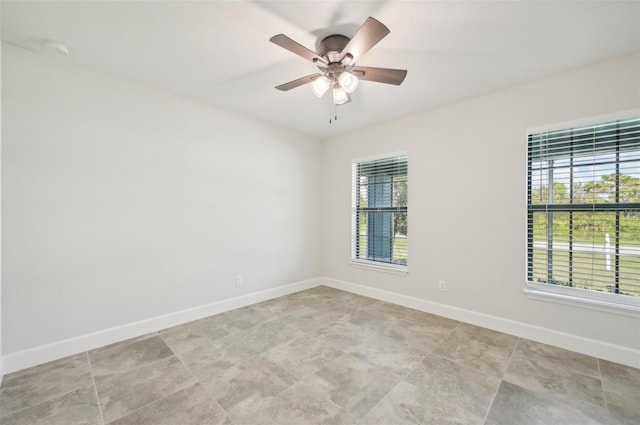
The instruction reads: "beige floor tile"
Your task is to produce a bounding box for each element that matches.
[198,355,298,415]
[89,335,174,378]
[94,355,196,423]
[88,333,157,356]
[311,292,377,314]
[505,339,605,407]
[178,337,253,382]
[406,354,501,418]
[512,338,601,378]
[252,295,310,316]
[285,305,351,334]
[347,332,426,379]
[233,317,305,353]
[0,385,101,425]
[599,358,640,419]
[0,353,93,417]
[262,334,344,379]
[107,384,231,425]
[433,323,518,378]
[229,381,343,425]
[313,319,384,353]
[305,353,401,419]
[158,316,231,354]
[361,380,483,425]
[485,380,630,425]
[216,306,278,333]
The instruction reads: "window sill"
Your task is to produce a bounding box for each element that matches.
[350,260,408,276]
[523,285,640,318]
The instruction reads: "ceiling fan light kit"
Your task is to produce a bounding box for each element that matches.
[333,87,350,105]
[311,75,330,97]
[270,17,407,122]
[338,71,359,93]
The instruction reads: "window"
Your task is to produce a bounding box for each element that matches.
[352,153,408,272]
[527,116,640,308]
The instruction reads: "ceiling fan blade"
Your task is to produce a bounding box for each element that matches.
[270,34,326,64]
[339,17,390,63]
[275,73,322,91]
[353,66,407,85]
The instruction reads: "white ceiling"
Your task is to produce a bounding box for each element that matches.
[2,1,639,139]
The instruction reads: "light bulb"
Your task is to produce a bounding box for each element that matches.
[310,76,330,97]
[338,71,359,93]
[333,88,349,105]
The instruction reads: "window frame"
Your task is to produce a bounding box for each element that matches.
[351,151,409,275]
[524,110,640,316]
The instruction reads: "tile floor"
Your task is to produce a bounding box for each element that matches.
[1,286,638,424]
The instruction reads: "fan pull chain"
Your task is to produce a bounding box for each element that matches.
[328,98,339,124]
[328,101,338,124]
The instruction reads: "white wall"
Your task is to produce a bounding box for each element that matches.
[323,53,640,354]
[2,44,322,355]
[0,24,3,382]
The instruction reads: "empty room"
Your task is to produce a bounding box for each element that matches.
[1,1,639,424]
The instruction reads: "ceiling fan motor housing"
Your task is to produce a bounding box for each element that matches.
[317,34,350,63]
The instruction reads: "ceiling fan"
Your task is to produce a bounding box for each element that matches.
[270,17,407,114]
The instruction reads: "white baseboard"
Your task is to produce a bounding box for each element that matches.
[2,278,321,375]
[4,276,638,375]
[321,277,640,369]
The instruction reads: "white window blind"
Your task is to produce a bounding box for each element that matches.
[352,154,408,268]
[527,117,640,299]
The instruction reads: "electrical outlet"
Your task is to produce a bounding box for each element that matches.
[235,275,243,286]
[438,280,447,292]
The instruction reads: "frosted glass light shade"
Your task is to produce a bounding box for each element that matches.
[338,72,359,93]
[311,76,330,97]
[333,88,349,105]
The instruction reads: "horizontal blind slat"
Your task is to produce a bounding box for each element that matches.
[529,118,640,160]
